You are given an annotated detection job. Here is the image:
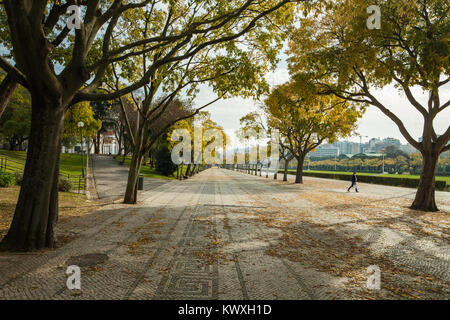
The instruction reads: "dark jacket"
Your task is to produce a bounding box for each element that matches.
[352,174,357,183]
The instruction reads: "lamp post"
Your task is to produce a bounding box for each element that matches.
[359,135,368,154]
[334,152,337,171]
[78,121,85,178]
[382,153,385,174]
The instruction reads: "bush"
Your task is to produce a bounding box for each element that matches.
[0,172,16,187]
[13,171,23,185]
[58,176,73,192]
[154,143,177,176]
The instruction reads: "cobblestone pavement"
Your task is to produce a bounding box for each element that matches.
[0,168,448,300]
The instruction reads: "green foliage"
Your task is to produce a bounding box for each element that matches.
[13,171,23,185]
[63,101,102,148]
[154,143,177,176]
[58,177,73,192]
[0,84,31,149]
[0,172,16,187]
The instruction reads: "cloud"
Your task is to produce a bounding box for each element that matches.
[265,68,290,87]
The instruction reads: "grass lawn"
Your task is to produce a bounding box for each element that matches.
[0,150,84,176]
[118,156,177,180]
[283,169,450,185]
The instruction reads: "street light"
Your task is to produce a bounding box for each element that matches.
[78,121,85,178]
[359,135,368,153]
[334,151,337,171]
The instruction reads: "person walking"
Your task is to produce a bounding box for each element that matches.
[347,171,359,192]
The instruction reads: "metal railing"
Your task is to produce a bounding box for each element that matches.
[0,156,86,194]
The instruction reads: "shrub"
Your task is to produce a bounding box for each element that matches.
[13,171,23,185]
[58,176,73,192]
[154,143,177,176]
[0,172,16,187]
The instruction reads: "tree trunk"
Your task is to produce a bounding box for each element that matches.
[124,150,144,204]
[185,164,192,177]
[94,131,101,154]
[1,93,64,251]
[295,156,305,184]
[283,160,289,181]
[116,133,122,157]
[0,75,18,119]
[410,151,439,212]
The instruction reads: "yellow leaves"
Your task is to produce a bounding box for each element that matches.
[127,235,153,255]
[64,101,101,140]
[264,79,363,156]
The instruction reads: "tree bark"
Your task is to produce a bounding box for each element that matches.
[283,160,289,182]
[124,150,144,204]
[185,164,192,177]
[295,156,305,184]
[94,131,101,154]
[180,163,184,180]
[410,151,439,212]
[0,75,18,119]
[1,93,64,251]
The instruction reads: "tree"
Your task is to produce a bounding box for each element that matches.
[289,0,449,211]
[62,101,102,149]
[0,0,299,250]
[0,84,31,150]
[238,111,288,179]
[170,111,226,177]
[264,81,363,183]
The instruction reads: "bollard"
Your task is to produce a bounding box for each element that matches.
[138,174,144,190]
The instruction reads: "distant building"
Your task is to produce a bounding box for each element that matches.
[333,141,359,154]
[382,137,401,149]
[102,130,118,154]
[310,145,339,158]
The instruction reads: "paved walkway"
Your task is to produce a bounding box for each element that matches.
[0,168,448,299]
[91,155,169,201]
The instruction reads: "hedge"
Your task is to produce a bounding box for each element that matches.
[279,170,447,190]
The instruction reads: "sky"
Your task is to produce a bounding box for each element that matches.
[192,58,450,147]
